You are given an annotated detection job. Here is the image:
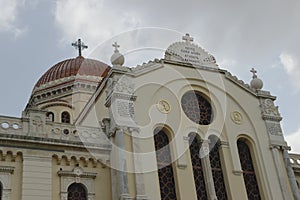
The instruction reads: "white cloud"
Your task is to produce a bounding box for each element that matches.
[54,0,141,51]
[279,52,300,89]
[286,128,300,153]
[280,52,297,74]
[0,0,26,37]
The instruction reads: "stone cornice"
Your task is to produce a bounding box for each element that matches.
[0,133,111,151]
[58,170,97,178]
[0,166,15,174]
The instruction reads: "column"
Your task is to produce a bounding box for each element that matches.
[270,145,291,199]
[283,149,300,200]
[200,140,217,200]
[115,129,133,200]
[131,128,148,200]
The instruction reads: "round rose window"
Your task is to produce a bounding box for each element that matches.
[181,91,213,125]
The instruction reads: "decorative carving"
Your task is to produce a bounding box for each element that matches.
[164,33,218,68]
[32,116,43,132]
[58,166,96,200]
[106,76,134,99]
[156,99,171,114]
[231,111,243,124]
[0,166,14,200]
[260,99,282,121]
[265,121,283,136]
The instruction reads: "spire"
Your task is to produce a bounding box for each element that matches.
[72,38,88,57]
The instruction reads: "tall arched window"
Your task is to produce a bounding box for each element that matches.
[189,133,207,199]
[67,183,87,200]
[0,181,2,200]
[154,128,177,200]
[61,111,70,123]
[237,139,261,200]
[209,136,227,200]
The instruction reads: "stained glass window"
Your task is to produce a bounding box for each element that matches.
[209,136,227,200]
[237,140,261,200]
[154,129,177,200]
[0,181,2,200]
[61,111,70,123]
[181,91,213,125]
[189,134,207,199]
[67,183,87,200]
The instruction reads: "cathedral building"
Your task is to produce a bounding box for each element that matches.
[0,34,300,200]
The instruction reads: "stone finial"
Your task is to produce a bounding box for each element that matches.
[250,67,263,90]
[111,42,125,66]
[182,33,194,43]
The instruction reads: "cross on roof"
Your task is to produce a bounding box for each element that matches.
[250,68,258,78]
[72,39,88,57]
[182,33,194,43]
[112,42,120,53]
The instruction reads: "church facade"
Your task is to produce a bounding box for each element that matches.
[0,34,299,200]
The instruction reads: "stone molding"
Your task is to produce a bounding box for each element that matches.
[0,166,14,174]
[58,166,97,178]
[58,166,97,200]
[0,166,14,200]
[260,99,282,122]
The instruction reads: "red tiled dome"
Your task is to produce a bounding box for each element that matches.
[34,56,110,88]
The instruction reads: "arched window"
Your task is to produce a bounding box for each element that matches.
[0,181,2,200]
[61,111,70,123]
[67,183,87,200]
[237,139,261,200]
[46,112,54,122]
[189,133,207,199]
[154,128,177,200]
[209,136,227,200]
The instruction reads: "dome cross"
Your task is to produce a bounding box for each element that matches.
[72,39,88,56]
[182,33,194,43]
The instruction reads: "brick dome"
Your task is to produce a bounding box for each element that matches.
[34,56,110,90]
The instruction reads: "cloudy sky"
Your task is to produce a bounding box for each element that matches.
[0,0,300,152]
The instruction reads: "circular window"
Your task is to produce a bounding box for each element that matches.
[181,91,213,125]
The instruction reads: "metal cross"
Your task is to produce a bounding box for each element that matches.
[182,33,194,43]
[250,68,258,78]
[112,42,120,53]
[72,39,88,56]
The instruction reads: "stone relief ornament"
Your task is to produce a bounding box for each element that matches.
[265,121,283,136]
[106,76,134,98]
[164,33,218,68]
[157,99,171,114]
[260,99,282,121]
[231,111,243,124]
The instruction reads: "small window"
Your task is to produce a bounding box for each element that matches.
[61,111,70,123]
[46,112,54,122]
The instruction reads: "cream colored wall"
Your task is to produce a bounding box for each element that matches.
[80,90,109,127]
[124,63,293,199]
